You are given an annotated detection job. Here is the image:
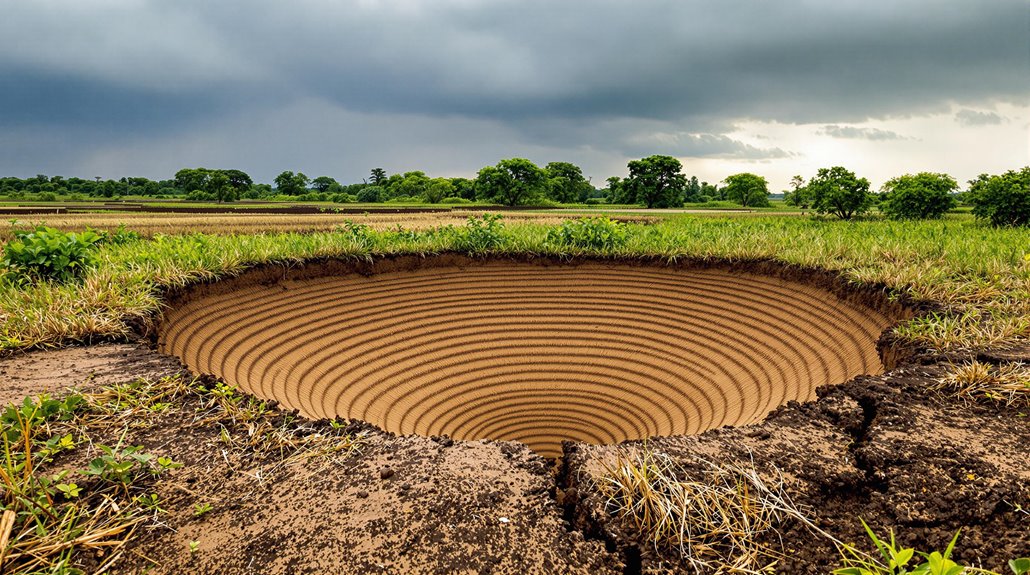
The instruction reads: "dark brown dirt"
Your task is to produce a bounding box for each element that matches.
[0,342,181,405]
[562,360,1030,573]
[1,254,1023,574]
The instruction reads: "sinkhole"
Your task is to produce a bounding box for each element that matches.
[158,258,897,458]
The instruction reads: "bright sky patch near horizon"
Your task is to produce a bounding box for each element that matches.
[1,0,1028,191]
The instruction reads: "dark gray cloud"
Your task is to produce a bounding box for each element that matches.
[955,109,1004,126]
[0,0,1027,181]
[819,125,908,141]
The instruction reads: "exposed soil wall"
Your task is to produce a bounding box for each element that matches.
[560,361,1030,573]
[156,254,911,458]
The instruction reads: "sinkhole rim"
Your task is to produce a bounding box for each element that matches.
[154,253,917,458]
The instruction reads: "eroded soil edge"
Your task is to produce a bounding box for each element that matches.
[559,353,1030,573]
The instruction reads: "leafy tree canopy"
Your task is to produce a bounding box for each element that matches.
[969,167,1030,226]
[807,166,873,220]
[544,161,592,203]
[722,172,770,207]
[879,172,957,219]
[273,171,310,196]
[475,158,547,206]
[625,155,686,208]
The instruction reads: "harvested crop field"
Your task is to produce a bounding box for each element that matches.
[1,210,653,240]
[1,214,1027,574]
[158,257,897,458]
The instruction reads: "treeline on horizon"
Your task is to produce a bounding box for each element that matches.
[1,156,1027,224]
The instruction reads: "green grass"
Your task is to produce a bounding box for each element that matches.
[0,214,1027,354]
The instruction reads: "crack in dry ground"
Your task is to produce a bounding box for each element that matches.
[1,343,1027,573]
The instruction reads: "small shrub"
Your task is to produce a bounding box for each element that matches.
[880,172,958,219]
[455,214,505,252]
[185,190,215,202]
[98,225,141,246]
[969,167,1030,227]
[356,186,383,203]
[37,192,58,202]
[546,217,627,250]
[584,197,607,205]
[834,520,1000,575]
[337,220,375,249]
[1,226,102,283]
[441,196,473,204]
[808,166,873,220]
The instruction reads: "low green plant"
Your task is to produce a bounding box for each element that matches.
[454,213,506,253]
[97,224,141,246]
[193,502,213,517]
[969,167,1030,227]
[1009,559,1030,575]
[337,220,375,249]
[834,520,997,575]
[1,225,102,283]
[546,217,628,250]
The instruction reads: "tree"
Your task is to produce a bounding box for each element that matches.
[174,168,210,194]
[879,172,958,219]
[807,166,873,220]
[474,158,547,206]
[684,176,702,202]
[357,185,383,203]
[968,167,1030,226]
[424,178,453,203]
[207,172,238,203]
[221,169,252,193]
[369,168,387,186]
[450,177,476,200]
[273,171,310,196]
[311,176,338,193]
[544,161,591,203]
[625,155,687,208]
[722,173,771,207]
[391,171,430,199]
[783,175,811,208]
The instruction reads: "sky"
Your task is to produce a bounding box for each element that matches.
[1,0,1028,191]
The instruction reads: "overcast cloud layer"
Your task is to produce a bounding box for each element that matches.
[1,0,1028,189]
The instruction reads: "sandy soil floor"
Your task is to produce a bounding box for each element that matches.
[158,259,894,458]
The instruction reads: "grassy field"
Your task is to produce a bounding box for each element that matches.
[0,211,591,242]
[0,213,1026,355]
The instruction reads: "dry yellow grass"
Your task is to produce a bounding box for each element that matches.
[0,210,596,240]
[932,361,1030,408]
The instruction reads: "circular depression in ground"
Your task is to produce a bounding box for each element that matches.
[159,260,894,457]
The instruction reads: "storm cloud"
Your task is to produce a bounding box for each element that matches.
[0,0,1027,183]
[819,125,908,141]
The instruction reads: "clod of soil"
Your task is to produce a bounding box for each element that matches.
[159,258,896,457]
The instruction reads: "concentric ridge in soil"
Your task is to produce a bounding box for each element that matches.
[159,260,894,457]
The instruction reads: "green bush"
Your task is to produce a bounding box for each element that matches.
[880,173,958,219]
[356,186,383,203]
[97,225,141,246]
[808,166,873,220]
[2,226,102,283]
[454,214,506,252]
[969,167,1030,227]
[584,197,607,205]
[546,217,628,250]
[441,196,473,204]
[38,192,58,202]
[337,220,375,249]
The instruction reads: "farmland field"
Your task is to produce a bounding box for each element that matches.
[0,211,1027,574]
